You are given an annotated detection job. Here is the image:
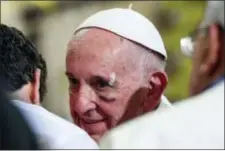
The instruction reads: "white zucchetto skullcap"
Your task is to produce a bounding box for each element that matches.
[74,8,167,60]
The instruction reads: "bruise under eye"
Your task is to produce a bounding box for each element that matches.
[99,95,116,103]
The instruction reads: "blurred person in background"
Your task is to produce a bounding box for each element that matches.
[182,1,224,96]
[66,8,171,142]
[0,75,39,149]
[99,1,224,149]
[0,24,98,149]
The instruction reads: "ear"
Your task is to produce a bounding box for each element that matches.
[144,71,168,111]
[30,69,41,105]
[200,24,221,75]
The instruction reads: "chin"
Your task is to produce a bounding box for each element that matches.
[84,127,107,143]
[90,134,102,143]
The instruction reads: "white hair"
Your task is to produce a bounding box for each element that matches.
[142,51,166,72]
[129,40,166,73]
[136,44,166,81]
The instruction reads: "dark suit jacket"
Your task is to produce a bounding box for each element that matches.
[0,78,39,149]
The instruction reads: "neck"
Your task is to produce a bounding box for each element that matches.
[13,85,36,104]
[12,91,31,104]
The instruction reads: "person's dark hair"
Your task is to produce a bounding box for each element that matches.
[0,24,47,102]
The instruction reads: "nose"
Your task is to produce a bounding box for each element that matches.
[70,83,97,116]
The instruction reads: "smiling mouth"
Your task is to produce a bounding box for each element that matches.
[83,119,106,124]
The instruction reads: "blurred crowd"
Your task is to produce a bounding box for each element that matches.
[0,1,224,149]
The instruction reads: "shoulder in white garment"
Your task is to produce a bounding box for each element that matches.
[158,95,172,109]
[12,100,99,149]
[100,81,224,149]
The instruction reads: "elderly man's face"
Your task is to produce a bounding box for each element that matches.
[66,28,158,142]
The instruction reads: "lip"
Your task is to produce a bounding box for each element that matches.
[83,119,106,124]
[79,118,108,135]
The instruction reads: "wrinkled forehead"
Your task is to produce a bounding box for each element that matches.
[68,28,126,53]
[66,28,139,77]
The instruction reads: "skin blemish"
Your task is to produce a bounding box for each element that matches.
[109,72,116,86]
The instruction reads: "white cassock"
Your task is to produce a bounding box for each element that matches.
[159,95,172,109]
[100,81,224,149]
[12,100,99,149]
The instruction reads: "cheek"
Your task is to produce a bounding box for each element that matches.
[69,95,79,120]
[99,90,132,127]
[69,95,75,110]
[100,104,125,128]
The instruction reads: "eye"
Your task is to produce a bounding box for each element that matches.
[68,77,79,88]
[93,77,113,91]
[96,79,110,89]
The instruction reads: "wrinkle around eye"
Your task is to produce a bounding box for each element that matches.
[90,76,112,91]
[99,95,116,103]
[96,89,118,103]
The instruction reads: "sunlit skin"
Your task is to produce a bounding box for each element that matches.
[65,28,167,142]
